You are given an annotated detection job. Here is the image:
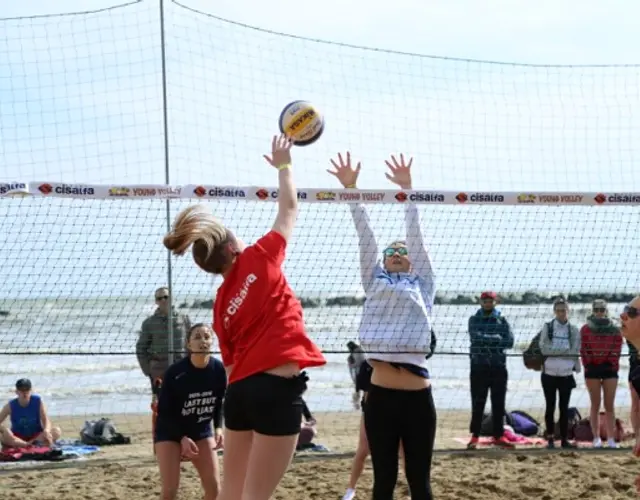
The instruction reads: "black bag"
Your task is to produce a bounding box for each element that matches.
[523,321,554,371]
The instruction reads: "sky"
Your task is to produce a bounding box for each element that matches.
[0,0,639,299]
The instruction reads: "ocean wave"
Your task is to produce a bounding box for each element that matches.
[0,360,140,376]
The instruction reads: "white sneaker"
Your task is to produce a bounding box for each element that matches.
[607,438,618,448]
[342,488,356,500]
[593,437,603,448]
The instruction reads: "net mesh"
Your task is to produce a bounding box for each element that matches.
[1,0,640,455]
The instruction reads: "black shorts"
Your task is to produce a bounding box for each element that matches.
[153,420,213,444]
[584,364,619,380]
[224,372,308,436]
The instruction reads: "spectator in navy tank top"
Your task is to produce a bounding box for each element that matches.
[0,378,61,447]
[154,323,227,500]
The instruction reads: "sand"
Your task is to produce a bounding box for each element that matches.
[2,410,640,499]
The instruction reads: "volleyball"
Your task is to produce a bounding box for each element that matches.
[278,101,324,147]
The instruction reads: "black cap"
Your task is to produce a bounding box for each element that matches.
[15,378,32,391]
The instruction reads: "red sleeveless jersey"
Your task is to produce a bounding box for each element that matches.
[213,230,326,384]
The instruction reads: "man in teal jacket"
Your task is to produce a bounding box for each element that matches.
[467,290,514,449]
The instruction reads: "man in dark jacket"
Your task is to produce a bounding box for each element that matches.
[467,290,514,449]
[136,287,191,393]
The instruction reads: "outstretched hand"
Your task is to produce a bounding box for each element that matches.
[327,152,361,188]
[384,154,413,190]
[263,134,293,168]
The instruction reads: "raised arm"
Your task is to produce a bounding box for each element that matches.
[384,154,436,303]
[350,204,380,290]
[404,204,435,303]
[264,134,297,242]
[328,152,380,291]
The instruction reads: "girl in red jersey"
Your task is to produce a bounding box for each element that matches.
[163,134,326,500]
[620,296,640,493]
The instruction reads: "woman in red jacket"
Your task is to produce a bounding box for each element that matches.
[580,299,622,448]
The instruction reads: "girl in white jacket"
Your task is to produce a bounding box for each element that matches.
[538,298,581,449]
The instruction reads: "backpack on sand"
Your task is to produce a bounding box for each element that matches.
[80,418,131,446]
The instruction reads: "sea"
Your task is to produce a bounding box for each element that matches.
[0,298,635,418]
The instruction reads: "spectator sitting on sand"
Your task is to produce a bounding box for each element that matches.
[0,424,29,448]
[0,378,61,447]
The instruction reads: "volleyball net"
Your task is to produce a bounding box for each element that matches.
[1,0,640,448]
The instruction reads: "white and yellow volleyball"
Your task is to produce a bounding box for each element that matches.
[278,101,324,147]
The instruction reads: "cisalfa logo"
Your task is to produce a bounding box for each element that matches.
[193,186,206,197]
[456,192,468,203]
[594,193,606,204]
[394,192,408,202]
[256,189,269,200]
[38,183,53,195]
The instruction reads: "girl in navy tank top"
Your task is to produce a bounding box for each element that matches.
[154,324,227,500]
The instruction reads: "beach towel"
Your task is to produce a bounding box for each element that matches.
[0,445,65,462]
[57,443,100,458]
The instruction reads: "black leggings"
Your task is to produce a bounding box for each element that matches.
[363,384,436,500]
[541,373,575,440]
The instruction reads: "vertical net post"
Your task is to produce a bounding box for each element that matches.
[159,0,175,365]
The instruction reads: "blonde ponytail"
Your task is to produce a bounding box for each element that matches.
[163,205,232,273]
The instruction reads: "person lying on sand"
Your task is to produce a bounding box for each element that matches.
[0,378,61,447]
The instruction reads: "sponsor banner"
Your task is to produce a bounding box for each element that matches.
[455,192,507,204]
[534,193,588,205]
[5,184,640,206]
[0,182,29,196]
[191,186,247,199]
[130,186,183,198]
[394,191,445,203]
[31,181,101,198]
[594,193,640,205]
[255,188,308,201]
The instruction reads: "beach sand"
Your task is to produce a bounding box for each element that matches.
[2,410,640,499]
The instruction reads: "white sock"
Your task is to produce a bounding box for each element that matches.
[342,488,356,500]
[607,438,617,448]
[593,437,602,448]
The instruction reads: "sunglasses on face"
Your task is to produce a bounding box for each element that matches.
[383,247,408,258]
[156,295,169,301]
[625,305,640,319]
[593,308,606,313]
